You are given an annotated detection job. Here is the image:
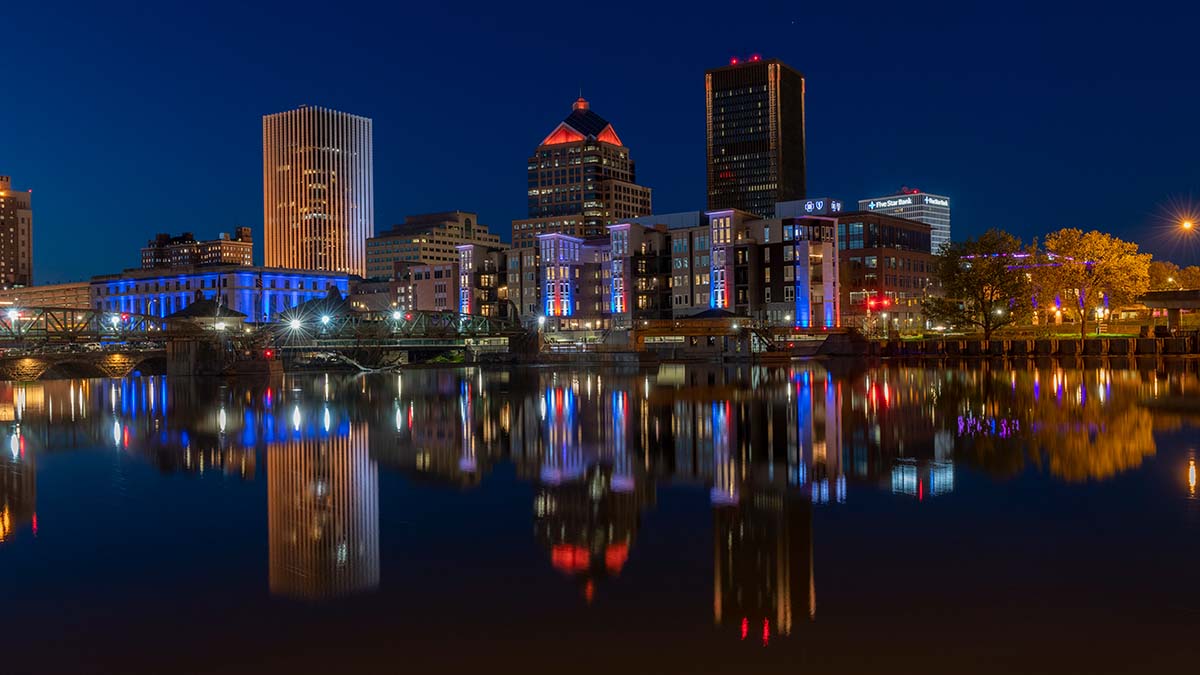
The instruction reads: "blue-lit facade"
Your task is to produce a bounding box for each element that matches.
[90,266,350,323]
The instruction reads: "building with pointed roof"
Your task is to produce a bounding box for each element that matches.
[511,98,652,317]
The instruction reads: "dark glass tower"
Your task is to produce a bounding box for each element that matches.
[705,58,807,218]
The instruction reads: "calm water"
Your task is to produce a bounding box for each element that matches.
[0,361,1198,674]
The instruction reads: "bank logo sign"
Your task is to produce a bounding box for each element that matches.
[803,199,843,214]
[866,195,950,210]
[867,197,913,210]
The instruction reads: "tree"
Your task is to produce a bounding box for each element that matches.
[1148,260,1182,290]
[922,229,1032,340]
[1175,265,1200,290]
[1034,229,1150,337]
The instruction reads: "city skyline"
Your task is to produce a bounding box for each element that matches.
[5,2,1200,284]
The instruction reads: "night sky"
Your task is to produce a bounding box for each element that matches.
[5,1,1199,283]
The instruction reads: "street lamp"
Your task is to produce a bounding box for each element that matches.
[289,318,301,330]
[392,310,402,320]
[537,315,546,328]
[1183,220,1195,232]
[215,321,226,331]
[320,315,330,325]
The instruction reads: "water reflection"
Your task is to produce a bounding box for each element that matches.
[4,360,1199,635]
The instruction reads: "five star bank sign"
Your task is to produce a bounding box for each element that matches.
[867,195,950,210]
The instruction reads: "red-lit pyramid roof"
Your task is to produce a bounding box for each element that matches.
[539,97,624,147]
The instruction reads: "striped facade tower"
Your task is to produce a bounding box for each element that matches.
[268,420,379,600]
[263,106,374,276]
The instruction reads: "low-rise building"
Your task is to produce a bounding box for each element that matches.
[0,281,91,309]
[522,200,842,333]
[90,266,349,323]
[366,211,501,277]
[836,211,937,331]
[141,228,253,269]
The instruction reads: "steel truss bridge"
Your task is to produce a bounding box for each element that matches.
[0,306,526,351]
[0,307,175,346]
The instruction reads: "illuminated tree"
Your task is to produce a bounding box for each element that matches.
[1148,260,1182,290]
[1034,229,1150,337]
[922,229,1031,340]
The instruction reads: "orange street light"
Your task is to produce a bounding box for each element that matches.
[1183,220,1195,231]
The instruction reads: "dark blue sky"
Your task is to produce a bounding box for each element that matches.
[5,1,1199,282]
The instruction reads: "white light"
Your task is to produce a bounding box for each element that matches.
[218,408,227,433]
[732,323,739,330]
[323,406,331,432]
[215,321,226,330]
[392,310,402,320]
[537,316,546,327]
[289,318,301,330]
[111,315,120,326]
[321,315,330,325]
[292,405,301,431]
[6,309,17,321]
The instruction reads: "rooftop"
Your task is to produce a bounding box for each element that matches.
[540,97,623,147]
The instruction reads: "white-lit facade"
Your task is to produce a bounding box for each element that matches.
[859,189,950,252]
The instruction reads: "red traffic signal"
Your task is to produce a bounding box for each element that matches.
[263,349,274,359]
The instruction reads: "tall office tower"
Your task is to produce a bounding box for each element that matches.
[0,176,33,288]
[268,420,379,600]
[859,187,951,252]
[262,106,374,276]
[705,57,807,218]
[511,97,652,250]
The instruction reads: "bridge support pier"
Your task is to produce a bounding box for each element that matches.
[1168,307,1182,332]
[0,358,51,381]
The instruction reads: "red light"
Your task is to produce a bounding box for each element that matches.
[740,617,748,640]
[121,313,129,320]
[750,54,761,62]
[404,312,412,321]
[31,512,37,536]
[730,57,739,65]
[264,349,274,359]
[762,619,769,646]
[867,300,876,308]
[882,299,891,307]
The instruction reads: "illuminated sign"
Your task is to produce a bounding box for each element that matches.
[865,195,950,210]
[867,197,913,210]
[803,199,843,214]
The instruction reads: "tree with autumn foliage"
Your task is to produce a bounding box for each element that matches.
[1149,260,1200,290]
[1032,229,1150,337]
[922,229,1032,340]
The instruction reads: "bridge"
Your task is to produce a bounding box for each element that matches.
[1139,290,1200,332]
[0,305,530,379]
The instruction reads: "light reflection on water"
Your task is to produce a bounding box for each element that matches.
[0,360,1198,673]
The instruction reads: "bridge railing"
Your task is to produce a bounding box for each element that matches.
[269,308,526,345]
[0,307,197,344]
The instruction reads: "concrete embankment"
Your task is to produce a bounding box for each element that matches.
[876,336,1200,358]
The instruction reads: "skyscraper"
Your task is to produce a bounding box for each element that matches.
[706,57,807,218]
[0,176,33,288]
[511,97,652,250]
[859,187,951,251]
[510,97,652,318]
[262,106,374,276]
